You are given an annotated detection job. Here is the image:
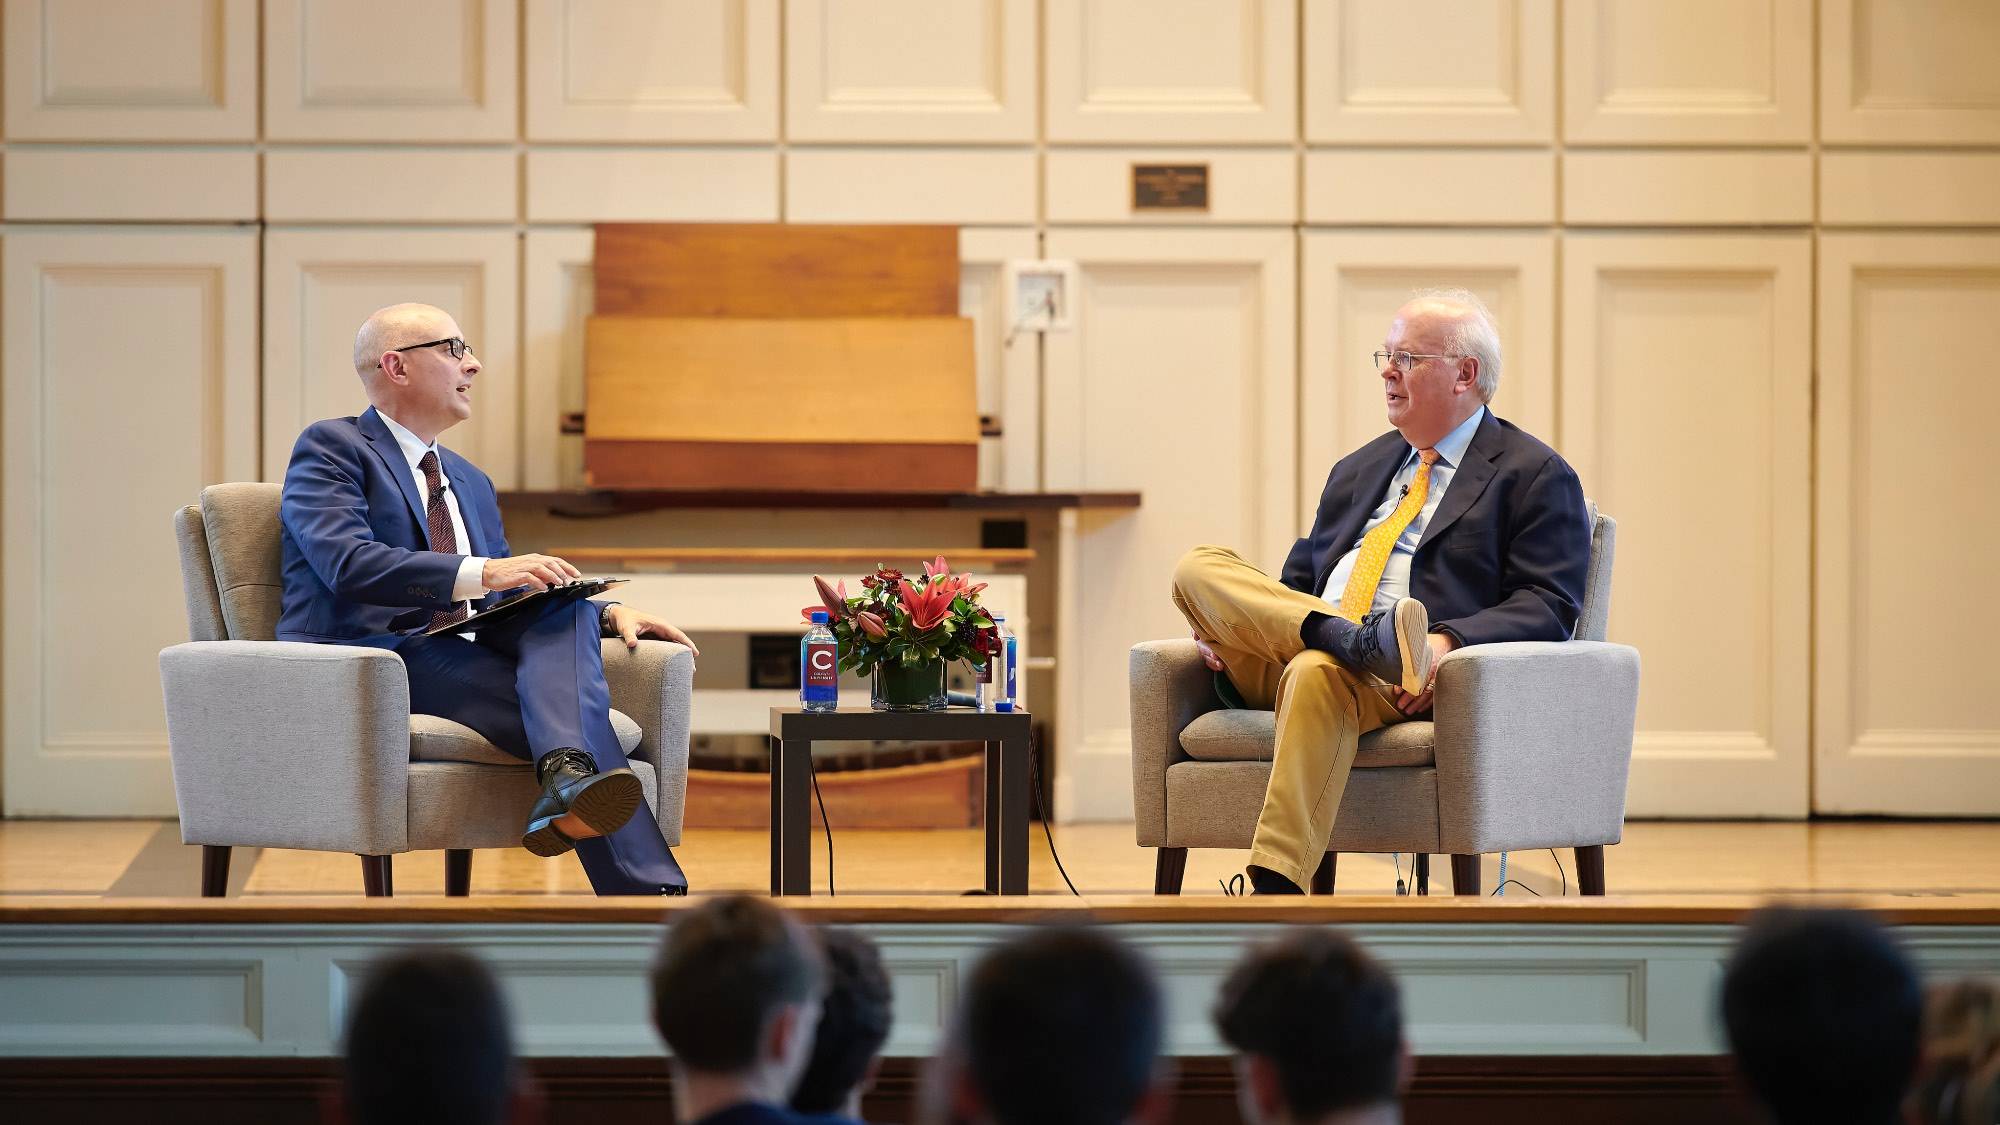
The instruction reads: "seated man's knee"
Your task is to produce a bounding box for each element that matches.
[1280,650,1357,702]
[1172,544,1232,600]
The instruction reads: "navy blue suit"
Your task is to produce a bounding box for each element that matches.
[278,406,685,894]
[1281,411,1591,646]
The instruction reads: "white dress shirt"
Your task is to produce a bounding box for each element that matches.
[1317,406,1487,612]
[376,411,489,619]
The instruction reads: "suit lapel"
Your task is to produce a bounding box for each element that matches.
[1418,411,1503,550]
[1315,435,1409,591]
[442,453,490,557]
[359,406,428,535]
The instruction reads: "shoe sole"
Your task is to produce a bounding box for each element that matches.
[521,769,644,858]
[1393,599,1433,696]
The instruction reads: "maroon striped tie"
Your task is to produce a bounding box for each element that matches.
[418,451,469,631]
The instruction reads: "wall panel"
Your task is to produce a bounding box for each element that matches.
[1562,0,1811,144]
[526,149,781,222]
[264,0,518,140]
[785,149,1035,224]
[1046,149,1296,225]
[1560,234,1812,817]
[786,0,1034,142]
[1298,231,1555,527]
[1047,0,1296,143]
[524,0,778,141]
[1562,152,1813,226]
[1042,228,1295,821]
[1304,150,1555,225]
[2,229,260,816]
[1822,0,2000,144]
[4,149,259,221]
[1816,235,2000,815]
[262,230,521,487]
[2,0,258,140]
[1820,153,2000,227]
[1304,0,1555,144]
[264,149,518,223]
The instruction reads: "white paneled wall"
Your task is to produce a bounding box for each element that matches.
[3,1,1999,822]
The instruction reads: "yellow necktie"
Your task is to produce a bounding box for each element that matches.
[1335,448,1440,622]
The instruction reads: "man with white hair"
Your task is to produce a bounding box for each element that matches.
[276,303,698,894]
[1171,289,1591,895]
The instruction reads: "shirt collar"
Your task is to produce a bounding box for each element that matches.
[374,409,439,472]
[1406,405,1486,471]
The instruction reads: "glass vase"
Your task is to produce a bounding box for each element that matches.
[871,658,947,712]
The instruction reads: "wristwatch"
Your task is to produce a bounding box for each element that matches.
[598,601,621,636]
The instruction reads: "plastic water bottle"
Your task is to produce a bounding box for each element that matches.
[801,611,838,712]
[994,615,1018,712]
[974,620,996,712]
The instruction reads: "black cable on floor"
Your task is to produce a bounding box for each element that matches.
[1027,728,1079,896]
[1549,847,1568,896]
[1492,878,1543,897]
[808,752,834,897]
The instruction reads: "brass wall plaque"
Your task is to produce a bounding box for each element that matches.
[1132,163,1209,211]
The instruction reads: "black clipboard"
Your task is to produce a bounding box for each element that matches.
[423,577,628,637]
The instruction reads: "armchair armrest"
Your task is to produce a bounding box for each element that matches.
[159,641,411,855]
[602,639,693,844]
[1130,639,1226,846]
[1430,640,1641,856]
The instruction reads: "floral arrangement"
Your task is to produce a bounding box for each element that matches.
[803,556,995,677]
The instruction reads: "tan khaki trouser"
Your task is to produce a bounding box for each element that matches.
[1169,545,1409,889]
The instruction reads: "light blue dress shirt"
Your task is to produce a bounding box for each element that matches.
[1316,406,1487,612]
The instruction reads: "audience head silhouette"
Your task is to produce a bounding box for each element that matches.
[650,895,827,1122]
[1214,927,1408,1124]
[1722,907,1922,1125]
[338,947,528,1125]
[791,926,894,1120]
[940,925,1167,1125]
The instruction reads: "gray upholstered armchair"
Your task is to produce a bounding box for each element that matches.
[1131,507,1638,896]
[160,483,691,897]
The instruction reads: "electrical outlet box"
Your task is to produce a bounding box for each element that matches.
[1003,259,1077,333]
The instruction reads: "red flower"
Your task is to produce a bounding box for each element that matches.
[856,611,888,639]
[897,578,954,632]
[922,555,949,578]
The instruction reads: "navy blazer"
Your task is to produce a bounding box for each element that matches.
[276,407,512,646]
[1280,411,1590,647]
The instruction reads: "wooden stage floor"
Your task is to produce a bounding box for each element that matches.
[5,817,2000,906]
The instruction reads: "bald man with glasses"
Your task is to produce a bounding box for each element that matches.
[275,302,698,895]
[1170,288,1591,895]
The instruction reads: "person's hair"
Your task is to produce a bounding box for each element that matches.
[1911,977,2000,1125]
[791,927,894,1115]
[1409,286,1502,402]
[1213,927,1403,1118]
[649,895,826,1073]
[956,925,1162,1125]
[341,948,516,1125]
[1720,907,1922,1125]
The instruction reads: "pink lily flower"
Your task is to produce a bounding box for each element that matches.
[856,611,888,639]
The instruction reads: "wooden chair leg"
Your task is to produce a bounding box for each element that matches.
[200,845,231,898]
[1153,847,1188,895]
[1450,853,1481,896]
[1413,853,1430,896]
[445,849,472,897]
[359,854,394,898]
[1311,851,1337,895]
[1576,845,1607,896]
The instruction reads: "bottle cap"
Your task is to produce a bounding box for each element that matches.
[993,614,1006,622]
[810,611,829,623]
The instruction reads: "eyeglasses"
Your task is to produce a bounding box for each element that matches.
[378,336,473,367]
[1373,350,1459,372]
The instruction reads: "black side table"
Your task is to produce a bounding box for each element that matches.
[768,707,1034,896]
